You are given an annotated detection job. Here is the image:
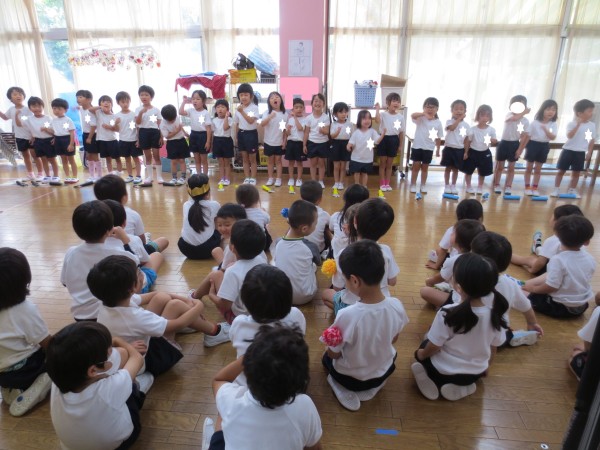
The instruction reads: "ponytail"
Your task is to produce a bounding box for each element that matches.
[490,289,509,331]
[442,299,479,334]
[188,198,209,233]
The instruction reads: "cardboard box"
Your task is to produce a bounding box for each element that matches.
[380,74,407,105]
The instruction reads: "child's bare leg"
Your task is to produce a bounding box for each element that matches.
[275,155,282,180]
[267,155,274,180]
[125,156,133,176]
[60,155,71,178]
[309,157,318,180]
[212,247,224,264]
[444,166,451,185]
[554,169,566,188]
[224,158,231,181]
[40,156,50,176]
[68,155,77,178]
[524,161,533,187]
[569,171,581,189]
[193,153,202,174]
[144,252,164,273]
[48,157,59,178]
[379,156,387,184]
[318,157,326,182]
[385,158,393,184]
[142,292,172,316]
[421,163,429,185]
[161,299,207,340]
[493,160,503,186]
[478,175,486,188]
[201,154,208,175]
[250,153,257,179]
[33,155,43,174]
[420,287,451,308]
[451,168,459,185]
[505,161,516,188]
[353,172,360,184]
[411,161,421,185]
[150,237,169,252]
[465,173,472,188]
[115,347,129,368]
[532,162,542,187]
[322,288,337,310]
[191,270,224,300]
[115,157,123,172]
[22,149,34,174]
[106,156,114,172]
[241,152,250,178]
[361,172,368,186]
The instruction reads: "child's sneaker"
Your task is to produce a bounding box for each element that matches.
[475,186,483,195]
[1,387,23,406]
[266,178,274,186]
[531,231,542,254]
[509,330,538,347]
[385,185,393,191]
[169,178,178,185]
[133,176,142,184]
[440,383,476,401]
[124,175,134,183]
[135,372,154,394]
[319,180,325,189]
[444,185,451,194]
[356,382,385,401]
[51,176,61,183]
[567,188,581,199]
[409,184,417,193]
[243,177,251,184]
[338,183,344,190]
[202,417,215,450]
[504,186,512,196]
[249,178,257,185]
[295,178,302,187]
[434,282,452,293]
[223,179,231,186]
[143,178,153,184]
[274,178,282,187]
[327,375,360,411]
[550,188,560,197]
[9,373,51,417]
[532,189,540,196]
[411,362,439,400]
[204,322,231,347]
[71,178,79,184]
[450,185,458,194]
[524,189,533,196]
[420,184,428,193]
[494,185,502,194]
[466,186,475,194]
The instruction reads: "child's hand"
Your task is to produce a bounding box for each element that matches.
[131,340,148,355]
[270,111,277,119]
[303,145,308,155]
[463,152,469,160]
[237,104,244,113]
[68,143,74,152]
[183,95,191,104]
[208,279,219,302]
[86,136,92,144]
[527,322,544,337]
[102,124,112,129]
[111,226,128,242]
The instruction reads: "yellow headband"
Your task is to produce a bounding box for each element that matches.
[188,184,210,197]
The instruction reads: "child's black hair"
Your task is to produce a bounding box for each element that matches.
[241,264,292,323]
[191,90,207,110]
[216,203,247,220]
[102,199,126,227]
[423,97,440,118]
[453,219,486,252]
[293,98,305,107]
[138,85,155,98]
[356,198,394,241]
[332,102,349,119]
[509,95,527,107]
[287,200,317,229]
[93,174,127,203]
[98,95,112,106]
[115,91,130,103]
[161,104,177,122]
[339,240,385,286]
[213,99,230,118]
[534,99,558,122]
[386,92,401,105]
[475,104,493,124]
[186,174,211,233]
[267,91,286,113]
[235,184,260,208]
[87,255,137,308]
[355,109,372,129]
[300,180,323,204]
[46,321,113,393]
[50,98,68,110]
[6,86,25,100]
[470,231,512,272]
[27,96,44,108]
[0,247,31,311]
[337,184,369,230]
[72,200,114,242]
[230,219,265,260]
[311,93,326,108]
[442,253,508,334]
[344,204,361,245]
[554,215,594,248]
[553,204,583,220]
[455,198,483,221]
[75,90,93,100]
[244,324,309,409]
[236,83,254,99]
[451,99,466,110]
[574,99,594,115]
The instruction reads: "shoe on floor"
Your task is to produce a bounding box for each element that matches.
[440,383,476,401]
[125,175,134,183]
[169,178,178,185]
[450,185,458,194]
[411,362,439,400]
[274,178,282,187]
[567,188,581,199]
[319,180,325,189]
[223,179,231,186]
[476,187,483,195]
[409,185,417,193]
[133,176,143,184]
[524,189,533,196]
[1,387,23,406]
[249,178,257,185]
[531,230,542,254]
[177,177,186,185]
[295,178,302,187]
[356,382,385,401]
[288,178,294,186]
[494,185,502,194]
[509,330,538,347]
[420,184,428,194]
[135,372,154,394]
[9,373,51,416]
[466,186,475,194]
[204,322,231,347]
[202,417,215,450]
[504,187,512,196]
[266,178,274,186]
[550,188,560,197]
[444,185,451,194]
[327,375,360,411]
[243,178,251,184]
[428,249,438,263]
[338,183,344,190]
[532,189,540,196]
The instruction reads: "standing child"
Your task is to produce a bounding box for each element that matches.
[49,98,78,183]
[236,184,272,251]
[463,104,497,194]
[115,91,143,183]
[75,90,99,181]
[347,110,384,187]
[412,253,508,401]
[233,83,259,185]
[303,93,331,187]
[552,99,596,198]
[441,100,468,194]
[410,97,443,193]
[135,85,163,184]
[375,92,405,191]
[285,98,307,187]
[160,104,189,185]
[94,95,122,175]
[301,180,331,254]
[322,240,409,411]
[329,102,353,191]
[211,99,234,186]
[179,90,212,176]
[260,91,288,187]
[523,100,558,196]
[493,95,530,195]
[178,174,221,260]
[0,248,52,417]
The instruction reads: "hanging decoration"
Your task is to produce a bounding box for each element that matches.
[68,46,161,72]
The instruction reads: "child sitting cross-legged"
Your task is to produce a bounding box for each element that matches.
[569,292,600,380]
[300,180,332,255]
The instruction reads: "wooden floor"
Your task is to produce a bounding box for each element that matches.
[1,160,599,450]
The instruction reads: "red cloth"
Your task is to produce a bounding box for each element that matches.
[174,74,228,99]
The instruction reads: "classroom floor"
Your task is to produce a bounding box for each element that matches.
[1,160,599,450]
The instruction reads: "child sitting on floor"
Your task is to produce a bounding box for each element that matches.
[236,184,273,251]
[301,180,332,255]
[569,292,600,380]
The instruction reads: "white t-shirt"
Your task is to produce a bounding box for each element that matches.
[116,111,137,142]
[528,119,556,143]
[180,199,220,245]
[94,110,117,141]
[0,300,49,370]
[330,121,353,140]
[329,211,343,237]
[379,111,404,136]
[262,110,288,146]
[412,116,443,150]
[563,120,597,152]
[51,370,134,450]
[135,106,161,129]
[501,113,529,141]
[212,117,233,138]
[61,243,139,320]
[217,255,269,316]
[428,300,505,375]
[186,108,212,132]
[546,250,596,306]
[105,234,149,264]
[79,107,97,134]
[245,207,270,229]
[5,105,33,139]
[159,117,185,140]
[273,238,318,305]
[538,234,561,259]
[440,253,462,303]
[51,116,75,137]
[305,206,330,253]
[444,119,468,149]
[305,112,331,143]
[349,128,380,163]
[286,116,306,141]
[222,245,236,269]
[217,383,322,450]
[330,297,408,380]
[467,125,497,151]
[438,225,459,257]
[97,303,167,349]
[124,206,145,237]
[578,307,600,343]
[25,114,53,139]
[233,103,259,130]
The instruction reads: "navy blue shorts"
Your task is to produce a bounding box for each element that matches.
[237,129,258,153]
[263,143,284,156]
[377,135,400,158]
[557,149,585,172]
[97,140,120,159]
[496,140,519,162]
[307,140,330,159]
[285,140,304,161]
[212,136,234,158]
[54,135,73,155]
[138,128,160,150]
[410,147,433,164]
[440,146,464,168]
[189,130,208,154]
[524,140,550,163]
[33,137,55,158]
[82,132,98,154]
[349,160,372,174]
[16,137,32,152]
[322,352,396,391]
[178,230,221,260]
[461,149,493,176]
[119,140,143,157]
[0,348,46,390]
[166,138,190,159]
[528,293,588,318]
[330,139,350,161]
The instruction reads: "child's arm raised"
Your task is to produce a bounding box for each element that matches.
[212,356,244,395]
[411,111,425,120]
[374,102,381,123]
[179,97,191,116]
[112,336,144,380]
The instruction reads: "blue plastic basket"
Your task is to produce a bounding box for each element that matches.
[354,84,377,107]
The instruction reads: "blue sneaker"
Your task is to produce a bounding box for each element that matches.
[509,330,538,347]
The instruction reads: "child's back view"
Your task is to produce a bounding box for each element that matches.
[301,180,331,254]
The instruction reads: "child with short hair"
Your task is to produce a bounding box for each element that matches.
[569,293,600,380]
[236,184,272,250]
[330,101,353,190]
[301,180,331,254]
[260,91,288,187]
[303,93,331,187]
[233,83,259,184]
[115,91,143,183]
[285,98,307,187]
[211,99,234,186]
[160,104,189,185]
[441,99,468,194]
[463,104,498,195]
[410,97,443,193]
[47,98,78,183]
[375,92,405,191]
[347,110,385,187]
[412,253,508,401]
[552,99,596,198]
[511,204,583,275]
[329,183,369,251]
[179,90,212,175]
[524,215,596,318]
[273,200,320,305]
[206,325,322,450]
[0,248,52,417]
[93,95,122,175]
[75,89,100,181]
[524,99,558,196]
[135,85,163,184]
[47,321,146,450]
[493,95,530,195]
[322,240,409,411]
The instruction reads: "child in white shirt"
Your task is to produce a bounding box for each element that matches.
[48,98,78,183]
[303,93,330,186]
[329,102,353,190]
[179,90,212,176]
[135,85,163,184]
[301,180,331,254]
[569,294,600,380]
[76,89,100,181]
[462,104,498,195]
[160,104,189,185]
[115,91,143,183]
[285,98,307,187]
[233,83,260,184]
[440,99,468,194]
[409,97,443,193]
[211,99,234,185]
[347,110,384,187]
[328,183,370,253]
[375,92,405,191]
[92,95,122,175]
[260,91,288,187]
[236,184,272,251]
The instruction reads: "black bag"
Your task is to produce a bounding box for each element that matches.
[232,53,255,70]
